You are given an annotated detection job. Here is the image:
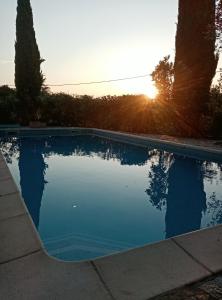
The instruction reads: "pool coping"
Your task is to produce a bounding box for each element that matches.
[0,127,222,300]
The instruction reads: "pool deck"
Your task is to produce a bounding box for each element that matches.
[0,128,222,300]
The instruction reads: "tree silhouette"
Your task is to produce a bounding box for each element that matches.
[15,0,44,123]
[173,0,218,134]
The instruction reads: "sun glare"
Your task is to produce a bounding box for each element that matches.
[145,84,158,100]
[105,46,161,98]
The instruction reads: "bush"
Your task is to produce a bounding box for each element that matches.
[0,85,221,138]
[211,112,222,137]
[0,86,18,124]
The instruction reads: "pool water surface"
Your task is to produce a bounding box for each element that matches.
[0,134,222,261]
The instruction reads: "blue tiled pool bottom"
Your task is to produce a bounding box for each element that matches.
[1,135,222,261]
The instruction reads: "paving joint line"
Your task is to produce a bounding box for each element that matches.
[172,238,213,274]
[0,212,27,223]
[0,191,19,198]
[0,249,42,266]
[90,261,116,300]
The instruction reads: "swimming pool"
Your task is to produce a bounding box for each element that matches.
[0,133,222,261]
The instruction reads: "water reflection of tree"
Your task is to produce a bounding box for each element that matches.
[146,153,209,238]
[0,135,150,166]
[202,162,221,183]
[145,150,171,210]
[19,138,48,228]
[0,137,19,163]
[1,135,150,228]
[165,158,207,238]
[2,135,222,232]
[202,162,222,227]
[43,135,149,166]
[207,193,222,226]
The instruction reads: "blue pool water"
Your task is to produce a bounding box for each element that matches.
[0,134,222,261]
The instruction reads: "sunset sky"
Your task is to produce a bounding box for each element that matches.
[0,0,220,97]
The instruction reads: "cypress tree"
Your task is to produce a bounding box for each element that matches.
[172,0,218,134]
[15,0,44,122]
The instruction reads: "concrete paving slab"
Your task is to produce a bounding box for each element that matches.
[0,214,41,264]
[0,193,27,221]
[0,251,113,300]
[0,177,18,196]
[0,166,12,180]
[174,226,222,274]
[93,240,210,300]
[0,158,8,168]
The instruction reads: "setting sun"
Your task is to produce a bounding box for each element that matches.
[103,46,161,98]
[112,75,159,99]
[145,84,158,99]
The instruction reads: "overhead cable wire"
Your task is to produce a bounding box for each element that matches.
[2,69,222,87]
[2,74,150,88]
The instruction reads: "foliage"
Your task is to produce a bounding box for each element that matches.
[0,84,221,137]
[15,0,44,123]
[216,0,222,50]
[0,86,18,124]
[209,73,222,137]
[151,55,174,102]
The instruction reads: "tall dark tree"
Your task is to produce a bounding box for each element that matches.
[172,0,218,134]
[15,0,44,122]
